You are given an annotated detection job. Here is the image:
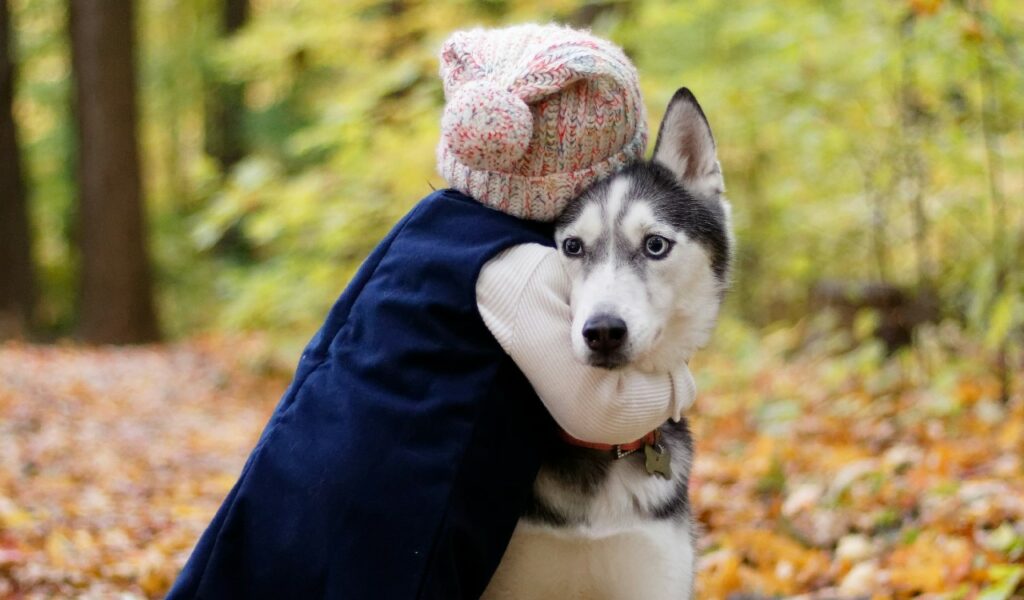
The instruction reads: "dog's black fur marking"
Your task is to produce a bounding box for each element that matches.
[648,479,690,520]
[541,444,614,496]
[522,496,571,527]
[648,418,694,520]
[524,417,694,525]
[555,162,730,284]
[627,163,731,282]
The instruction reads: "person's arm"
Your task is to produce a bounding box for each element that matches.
[477,243,696,445]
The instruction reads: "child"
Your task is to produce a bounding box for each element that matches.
[167,23,695,600]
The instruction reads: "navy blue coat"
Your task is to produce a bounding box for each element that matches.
[167,189,557,599]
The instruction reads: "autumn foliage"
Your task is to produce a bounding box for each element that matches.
[0,339,286,598]
[1,327,1022,599]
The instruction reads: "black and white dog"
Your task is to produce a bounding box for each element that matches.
[484,89,733,599]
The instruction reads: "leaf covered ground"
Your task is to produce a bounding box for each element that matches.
[0,331,1022,599]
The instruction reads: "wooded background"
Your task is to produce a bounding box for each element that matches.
[1,0,1021,364]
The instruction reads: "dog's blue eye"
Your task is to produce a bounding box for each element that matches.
[644,235,672,258]
[562,237,584,257]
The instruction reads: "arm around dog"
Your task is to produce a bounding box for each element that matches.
[477,243,697,445]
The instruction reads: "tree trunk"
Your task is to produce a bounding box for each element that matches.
[898,13,934,290]
[0,0,35,339]
[70,0,159,344]
[972,2,1012,404]
[204,0,248,171]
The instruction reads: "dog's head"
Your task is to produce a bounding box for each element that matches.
[555,88,733,371]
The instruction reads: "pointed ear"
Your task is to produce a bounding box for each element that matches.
[652,88,724,199]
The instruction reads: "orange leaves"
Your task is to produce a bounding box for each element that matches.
[0,340,285,598]
[909,0,943,17]
[887,532,974,593]
[691,337,1024,598]
[699,529,831,598]
[2,335,1023,598]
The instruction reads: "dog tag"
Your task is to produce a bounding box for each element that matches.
[644,443,672,480]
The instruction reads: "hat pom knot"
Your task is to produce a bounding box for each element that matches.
[441,81,533,172]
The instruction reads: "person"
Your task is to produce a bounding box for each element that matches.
[166,23,695,600]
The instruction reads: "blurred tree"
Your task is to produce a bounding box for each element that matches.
[898,9,935,292]
[0,0,35,339]
[969,0,1015,402]
[204,0,248,171]
[70,0,158,343]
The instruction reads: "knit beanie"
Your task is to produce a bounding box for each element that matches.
[437,24,647,222]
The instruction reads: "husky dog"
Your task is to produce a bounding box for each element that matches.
[483,89,733,599]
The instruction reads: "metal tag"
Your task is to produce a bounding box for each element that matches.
[644,443,672,480]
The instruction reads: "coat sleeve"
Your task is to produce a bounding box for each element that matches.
[476,243,696,444]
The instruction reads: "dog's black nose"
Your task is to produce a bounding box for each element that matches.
[582,315,628,353]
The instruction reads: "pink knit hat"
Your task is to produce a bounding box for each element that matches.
[437,24,648,222]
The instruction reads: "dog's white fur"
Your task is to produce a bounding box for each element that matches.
[485,521,695,600]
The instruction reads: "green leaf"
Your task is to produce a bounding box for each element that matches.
[979,565,1024,600]
[985,291,1020,350]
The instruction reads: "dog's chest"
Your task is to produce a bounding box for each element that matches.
[484,421,696,599]
[482,519,695,600]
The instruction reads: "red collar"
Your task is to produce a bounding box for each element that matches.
[559,428,661,459]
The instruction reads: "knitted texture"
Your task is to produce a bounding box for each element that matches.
[437,24,647,222]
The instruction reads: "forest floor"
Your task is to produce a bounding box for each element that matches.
[0,334,1022,599]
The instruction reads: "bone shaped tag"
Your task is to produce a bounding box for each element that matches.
[644,443,672,480]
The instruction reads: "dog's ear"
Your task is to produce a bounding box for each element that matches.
[652,88,724,200]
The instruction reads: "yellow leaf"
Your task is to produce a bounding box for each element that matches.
[986,292,1018,350]
[45,530,73,569]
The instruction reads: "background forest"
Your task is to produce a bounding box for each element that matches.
[1,0,1023,598]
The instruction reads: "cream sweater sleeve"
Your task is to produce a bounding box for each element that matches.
[476,243,697,445]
